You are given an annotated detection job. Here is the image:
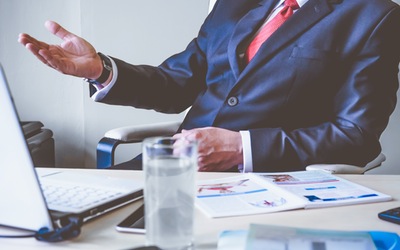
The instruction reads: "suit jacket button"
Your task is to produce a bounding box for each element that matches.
[227,96,238,107]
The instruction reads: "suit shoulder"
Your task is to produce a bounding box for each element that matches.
[349,0,400,10]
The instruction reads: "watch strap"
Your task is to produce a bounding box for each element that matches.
[86,52,112,84]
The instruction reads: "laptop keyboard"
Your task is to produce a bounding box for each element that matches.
[41,182,124,212]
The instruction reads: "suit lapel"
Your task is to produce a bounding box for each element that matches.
[237,0,336,79]
[227,0,279,80]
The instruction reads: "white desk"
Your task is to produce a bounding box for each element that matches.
[1,168,399,249]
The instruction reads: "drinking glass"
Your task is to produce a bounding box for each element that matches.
[143,136,197,250]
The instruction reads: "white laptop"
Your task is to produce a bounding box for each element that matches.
[0,63,143,233]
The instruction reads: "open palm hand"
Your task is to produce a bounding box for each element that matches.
[19,21,102,79]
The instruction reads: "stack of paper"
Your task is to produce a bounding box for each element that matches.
[196,170,392,218]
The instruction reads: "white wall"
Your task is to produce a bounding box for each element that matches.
[0,0,208,168]
[0,0,399,173]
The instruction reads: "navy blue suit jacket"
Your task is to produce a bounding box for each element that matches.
[98,0,400,172]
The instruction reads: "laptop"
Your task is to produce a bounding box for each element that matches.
[0,63,143,233]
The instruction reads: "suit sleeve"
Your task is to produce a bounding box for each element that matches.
[94,11,217,114]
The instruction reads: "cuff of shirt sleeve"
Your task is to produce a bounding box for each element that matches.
[91,56,118,102]
[240,130,253,173]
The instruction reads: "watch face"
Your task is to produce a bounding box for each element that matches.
[99,53,112,71]
[96,52,112,83]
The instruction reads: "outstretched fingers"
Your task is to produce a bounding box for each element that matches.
[18,33,50,51]
[20,37,60,71]
[20,36,51,66]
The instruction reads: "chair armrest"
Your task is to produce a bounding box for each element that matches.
[97,121,181,169]
[104,121,181,142]
[305,153,386,174]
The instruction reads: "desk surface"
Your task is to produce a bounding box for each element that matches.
[1,168,399,249]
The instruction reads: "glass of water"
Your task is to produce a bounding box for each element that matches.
[143,136,197,250]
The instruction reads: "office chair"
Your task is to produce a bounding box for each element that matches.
[22,121,56,168]
[305,153,385,174]
[97,120,181,169]
[96,116,385,174]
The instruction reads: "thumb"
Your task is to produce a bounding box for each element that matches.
[45,20,75,40]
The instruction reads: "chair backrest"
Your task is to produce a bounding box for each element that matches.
[305,153,386,174]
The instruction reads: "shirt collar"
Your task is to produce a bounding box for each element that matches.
[297,0,309,8]
[277,0,309,8]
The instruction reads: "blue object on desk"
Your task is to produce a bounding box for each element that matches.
[217,229,400,250]
[370,231,400,250]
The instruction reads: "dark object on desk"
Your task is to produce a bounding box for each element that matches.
[21,121,55,167]
[378,207,400,225]
[116,203,145,234]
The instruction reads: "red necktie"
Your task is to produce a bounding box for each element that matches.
[245,0,300,63]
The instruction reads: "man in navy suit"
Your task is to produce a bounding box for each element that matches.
[19,0,400,172]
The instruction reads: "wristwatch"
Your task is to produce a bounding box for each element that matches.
[85,52,112,85]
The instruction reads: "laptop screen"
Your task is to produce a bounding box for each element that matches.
[0,64,55,231]
[0,64,143,232]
